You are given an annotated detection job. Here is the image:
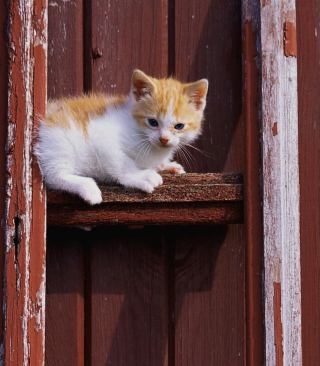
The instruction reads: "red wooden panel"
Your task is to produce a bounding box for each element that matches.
[172,226,245,365]
[46,228,85,366]
[86,3,170,365]
[86,0,168,93]
[0,0,7,346]
[242,17,264,366]
[46,0,85,364]
[297,1,320,364]
[173,1,245,364]
[87,227,168,366]
[174,0,243,174]
[48,0,83,98]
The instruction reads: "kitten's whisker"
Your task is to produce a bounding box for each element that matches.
[179,145,197,171]
[176,146,193,172]
[135,141,149,163]
[128,139,148,150]
[183,143,214,158]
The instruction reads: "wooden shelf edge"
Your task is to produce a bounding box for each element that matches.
[47,173,244,226]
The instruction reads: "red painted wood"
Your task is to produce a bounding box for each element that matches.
[46,0,246,364]
[45,228,85,366]
[45,1,85,365]
[48,0,83,98]
[173,226,245,364]
[86,0,168,93]
[4,0,47,363]
[297,1,320,364]
[0,0,7,348]
[242,19,264,366]
[173,1,245,364]
[87,227,168,366]
[84,2,170,365]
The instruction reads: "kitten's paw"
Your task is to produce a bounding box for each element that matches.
[158,161,186,174]
[120,170,163,193]
[138,170,163,193]
[78,180,102,205]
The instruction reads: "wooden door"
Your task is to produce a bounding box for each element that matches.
[45,1,251,365]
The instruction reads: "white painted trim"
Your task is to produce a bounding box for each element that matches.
[259,0,302,365]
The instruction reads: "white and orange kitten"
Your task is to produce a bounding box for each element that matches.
[35,70,208,205]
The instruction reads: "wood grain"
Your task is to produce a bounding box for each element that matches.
[0,0,7,350]
[4,0,47,364]
[260,0,302,364]
[86,0,168,93]
[86,227,168,366]
[242,6,264,366]
[296,0,320,364]
[48,0,83,98]
[45,228,85,366]
[45,1,85,365]
[172,226,245,365]
[47,173,244,226]
[172,1,246,365]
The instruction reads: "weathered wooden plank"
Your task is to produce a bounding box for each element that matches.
[260,0,302,364]
[4,0,47,364]
[86,0,168,93]
[48,0,83,98]
[296,0,320,364]
[242,2,264,365]
[173,226,245,365]
[86,227,168,366]
[46,1,85,364]
[47,173,244,226]
[0,0,8,353]
[173,0,245,364]
[47,173,243,204]
[45,228,85,366]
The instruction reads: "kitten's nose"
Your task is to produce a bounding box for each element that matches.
[159,138,169,145]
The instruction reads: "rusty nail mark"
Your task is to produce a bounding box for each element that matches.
[272,122,278,136]
[92,47,102,60]
[284,22,297,57]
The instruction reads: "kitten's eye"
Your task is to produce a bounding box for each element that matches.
[148,119,158,127]
[174,123,184,130]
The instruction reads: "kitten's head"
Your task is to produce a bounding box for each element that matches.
[130,70,208,149]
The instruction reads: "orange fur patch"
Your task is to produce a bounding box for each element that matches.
[44,93,127,136]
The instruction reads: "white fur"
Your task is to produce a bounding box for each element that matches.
[34,97,197,204]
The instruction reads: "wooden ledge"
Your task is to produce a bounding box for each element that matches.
[47,173,244,226]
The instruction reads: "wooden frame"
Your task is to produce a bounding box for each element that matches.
[242,0,302,364]
[3,0,47,363]
[2,0,302,364]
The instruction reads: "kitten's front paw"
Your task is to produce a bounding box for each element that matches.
[78,179,102,205]
[137,170,163,193]
[158,161,186,174]
[120,170,163,193]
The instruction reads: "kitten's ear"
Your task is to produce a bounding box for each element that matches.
[131,70,157,101]
[184,79,209,111]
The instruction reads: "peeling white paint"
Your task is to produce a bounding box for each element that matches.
[4,0,47,364]
[260,0,302,365]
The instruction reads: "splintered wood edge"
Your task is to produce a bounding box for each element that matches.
[47,173,244,226]
[47,173,243,204]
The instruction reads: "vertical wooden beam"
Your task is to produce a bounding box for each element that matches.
[242,2,264,365]
[259,0,301,365]
[3,0,47,364]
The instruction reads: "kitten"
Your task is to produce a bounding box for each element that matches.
[35,70,208,205]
